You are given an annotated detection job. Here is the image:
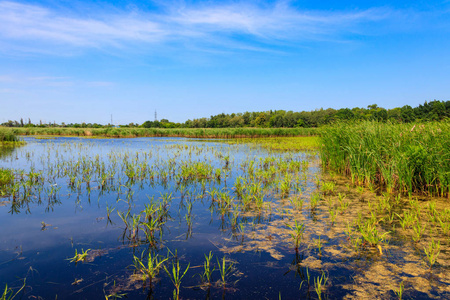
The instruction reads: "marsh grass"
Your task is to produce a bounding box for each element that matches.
[67,248,90,263]
[424,238,441,270]
[227,136,319,151]
[199,251,215,287]
[320,121,450,197]
[394,281,404,300]
[0,130,21,192]
[104,281,127,300]
[287,220,305,251]
[0,128,19,142]
[0,168,14,187]
[163,250,190,300]
[12,127,318,139]
[133,250,168,288]
[217,256,234,287]
[1,280,25,300]
[314,272,328,300]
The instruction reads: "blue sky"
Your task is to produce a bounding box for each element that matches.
[1,0,449,124]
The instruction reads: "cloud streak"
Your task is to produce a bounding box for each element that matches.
[0,73,114,89]
[0,1,397,54]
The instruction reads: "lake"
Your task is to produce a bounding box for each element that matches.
[1,137,449,299]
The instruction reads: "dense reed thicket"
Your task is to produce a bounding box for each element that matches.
[0,129,17,188]
[0,128,18,142]
[227,136,319,151]
[320,121,450,198]
[10,127,318,138]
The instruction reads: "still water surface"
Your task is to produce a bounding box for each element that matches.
[0,137,449,299]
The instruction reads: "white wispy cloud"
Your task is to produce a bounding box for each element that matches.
[0,1,397,54]
[0,1,166,47]
[172,2,388,39]
[0,74,114,88]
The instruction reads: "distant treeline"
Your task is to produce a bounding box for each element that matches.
[182,100,449,128]
[2,100,449,129]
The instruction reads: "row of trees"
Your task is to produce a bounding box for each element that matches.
[2,100,449,129]
[0,119,108,128]
[182,100,450,128]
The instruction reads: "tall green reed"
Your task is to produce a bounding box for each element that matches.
[320,121,450,198]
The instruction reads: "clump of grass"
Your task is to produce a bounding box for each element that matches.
[163,250,190,300]
[314,272,328,300]
[356,217,389,254]
[315,236,325,255]
[199,251,215,286]
[217,256,234,288]
[412,222,425,243]
[1,280,25,300]
[394,281,404,300]
[287,220,305,251]
[321,181,335,195]
[0,128,18,142]
[104,281,127,300]
[310,193,321,210]
[424,238,440,270]
[67,248,90,263]
[0,169,14,187]
[133,250,168,288]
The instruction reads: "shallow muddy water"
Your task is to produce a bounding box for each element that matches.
[0,137,449,299]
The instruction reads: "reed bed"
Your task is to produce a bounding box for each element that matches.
[320,121,450,197]
[10,127,318,138]
[0,128,18,142]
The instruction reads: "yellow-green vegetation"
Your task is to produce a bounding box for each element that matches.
[11,127,318,138]
[133,251,168,288]
[0,129,24,152]
[227,136,319,151]
[0,163,15,199]
[320,121,450,197]
[0,128,18,142]
[0,168,14,187]
[67,248,91,263]
[163,251,190,300]
[1,280,25,300]
[0,131,17,195]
